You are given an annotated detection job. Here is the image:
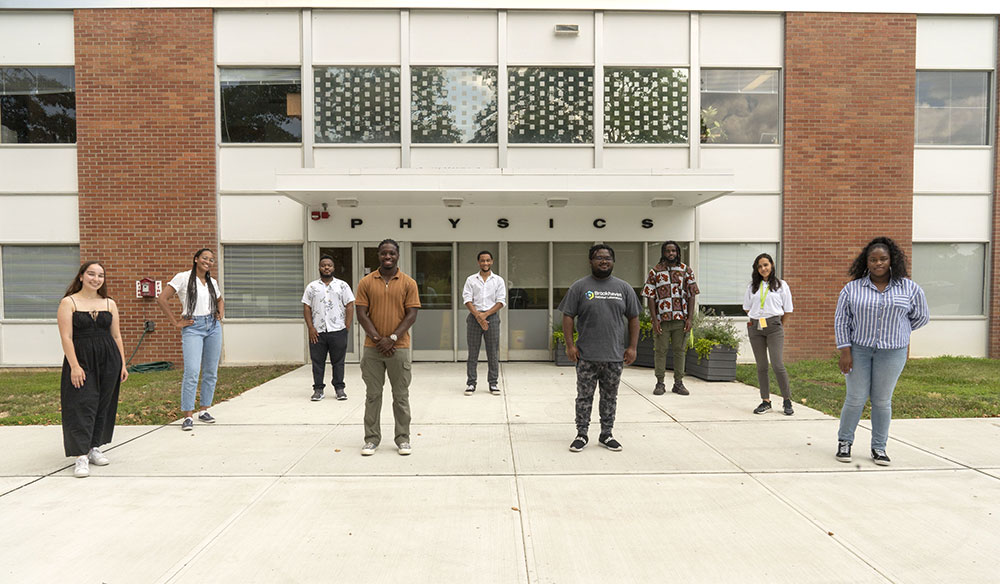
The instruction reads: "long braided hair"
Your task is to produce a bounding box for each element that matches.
[184,248,218,319]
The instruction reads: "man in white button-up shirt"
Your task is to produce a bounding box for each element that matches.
[302,255,355,402]
[462,250,506,395]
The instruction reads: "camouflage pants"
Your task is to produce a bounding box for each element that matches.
[574,360,624,436]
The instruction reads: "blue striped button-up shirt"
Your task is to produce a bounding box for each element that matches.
[834,276,929,349]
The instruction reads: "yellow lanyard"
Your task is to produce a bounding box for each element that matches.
[759,285,769,309]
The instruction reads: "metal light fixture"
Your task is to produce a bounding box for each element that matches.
[442,197,464,208]
[650,198,674,208]
[546,197,569,208]
[336,198,359,208]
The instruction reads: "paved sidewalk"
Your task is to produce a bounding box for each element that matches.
[2,362,999,583]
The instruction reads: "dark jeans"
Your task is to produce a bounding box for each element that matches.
[310,329,349,391]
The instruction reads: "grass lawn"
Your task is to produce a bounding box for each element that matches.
[736,356,1000,419]
[0,364,300,426]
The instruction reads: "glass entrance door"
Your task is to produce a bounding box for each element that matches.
[410,243,454,360]
[316,242,381,363]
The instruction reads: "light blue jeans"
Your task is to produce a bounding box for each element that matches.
[837,344,907,450]
[181,315,222,412]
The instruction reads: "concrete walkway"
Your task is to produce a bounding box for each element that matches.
[2,362,999,583]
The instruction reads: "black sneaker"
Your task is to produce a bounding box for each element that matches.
[181,417,194,431]
[335,388,347,401]
[653,381,666,395]
[836,440,851,462]
[489,385,501,395]
[464,385,475,396]
[672,382,689,396]
[311,389,324,401]
[783,399,794,416]
[871,448,891,466]
[598,435,622,451]
[197,411,216,424]
[753,401,772,414]
[569,435,588,452]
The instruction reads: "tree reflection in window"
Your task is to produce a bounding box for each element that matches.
[412,67,497,144]
[509,67,594,144]
[604,68,688,144]
[315,66,401,144]
[220,68,302,143]
[0,67,75,144]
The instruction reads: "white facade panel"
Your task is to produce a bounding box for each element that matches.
[0,11,74,65]
[912,195,990,242]
[916,16,997,69]
[507,11,594,65]
[1,323,61,366]
[0,195,78,243]
[219,147,303,192]
[910,319,987,358]
[700,147,781,192]
[410,147,498,168]
[603,12,689,65]
[698,194,780,241]
[216,10,301,65]
[0,147,77,193]
[603,147,689,169]
[507,147,593,168]
[313,10,400,64]
[220,195,304,242]
[222,322,305,364]
[410,10,497,64]
[314,147,401,169]
[699,13,783,67]
[913,148,993,194]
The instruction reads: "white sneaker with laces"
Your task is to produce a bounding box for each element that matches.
[361,442,377,456]
[397,442,412,455]
[74,456,90,478]
[88,447,109,466]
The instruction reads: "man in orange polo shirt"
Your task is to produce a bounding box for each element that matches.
[354,239,421,456]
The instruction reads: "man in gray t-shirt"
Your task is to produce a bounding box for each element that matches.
[558,244,640,453]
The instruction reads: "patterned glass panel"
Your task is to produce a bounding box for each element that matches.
[604,68,688,144]
[508,67,593,144]
[315,67,401,143]
[412,67,497,143]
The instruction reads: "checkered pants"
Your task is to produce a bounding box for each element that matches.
[574,360,623,436]
[466,313,500,386]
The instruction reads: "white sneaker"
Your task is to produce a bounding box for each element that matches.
[88,447,109,466]
[73,456,90,478]
[361,442,377,456]
[397,442,412,456]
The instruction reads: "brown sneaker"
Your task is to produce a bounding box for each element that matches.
[653,381,666,395]
[672,382,689,396]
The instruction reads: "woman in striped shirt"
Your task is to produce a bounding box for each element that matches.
[833,237,929,466]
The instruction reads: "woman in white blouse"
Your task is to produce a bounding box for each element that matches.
[742,253,794,416]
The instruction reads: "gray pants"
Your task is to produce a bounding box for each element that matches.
[747,316,791,401]
[575,360,624,436]
[466,313,500,387]
[361,347,411,447]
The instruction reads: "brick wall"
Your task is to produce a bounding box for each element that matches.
[991,19,1000,359]
[783,13,916,360]
[75,9,216,365]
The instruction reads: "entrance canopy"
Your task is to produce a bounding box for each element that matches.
[276,168,735,209]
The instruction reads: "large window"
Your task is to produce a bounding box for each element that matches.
[604,68,688,144]
[0,67,76,144]
[911,243,985,316]
[700,69,780,144]
[223,245,303,318]
[1,246,80,319]
[915,71,990,146]
[699,243,778,315]
[220,68,302,143]
[315,66,401,143]
[412,67,497,143]
[509,67,594,144]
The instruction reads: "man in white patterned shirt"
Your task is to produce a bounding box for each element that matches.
[462,250,506,395]
[302,255,355,401]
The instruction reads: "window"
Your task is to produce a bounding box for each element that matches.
[220,68,302,143]
[0,67,76,144]
[700,69,779,144]
[315,66,400,143]
[915,71,990,145]
[2,246,80,319]
[223,245,303,318]
[699,243,778,315]
[412,67,497,144]
[509,67,594,144]
[911,243,985,315]
[604,68,688,144]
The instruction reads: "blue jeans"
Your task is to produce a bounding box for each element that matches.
[181,315,223,412]
[837,344,907,450]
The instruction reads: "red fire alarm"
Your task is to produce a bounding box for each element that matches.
[136,278,161,298]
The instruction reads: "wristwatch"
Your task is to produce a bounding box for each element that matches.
[389,334,398,342]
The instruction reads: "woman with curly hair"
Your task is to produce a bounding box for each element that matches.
[833,237,928,466]
[743,252,794,416]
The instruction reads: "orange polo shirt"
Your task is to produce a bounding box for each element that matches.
[354,268,421,348]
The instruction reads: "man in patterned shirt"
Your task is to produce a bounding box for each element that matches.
[641,240,699,396]
[302,255,355,402]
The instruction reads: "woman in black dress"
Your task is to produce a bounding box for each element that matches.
[57,261,128,478]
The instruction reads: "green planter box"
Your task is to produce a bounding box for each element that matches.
[685,346,738,381]
[634,337,674,369]
[553,340,575,367]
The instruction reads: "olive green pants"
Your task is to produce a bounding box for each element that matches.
[361,347,411,447]
[654,320,688,383]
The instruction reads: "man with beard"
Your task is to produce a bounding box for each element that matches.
[559,244,640,452]
[302,255,355,401]
[641,240,699,396]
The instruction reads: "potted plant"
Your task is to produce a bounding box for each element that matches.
[552,328,578,367]
[685,308,740,381]
[633,309,659,368]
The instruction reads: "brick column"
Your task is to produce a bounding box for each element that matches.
[782,13,916,360]
[990,19,1000,359]
[75,9,216,364]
